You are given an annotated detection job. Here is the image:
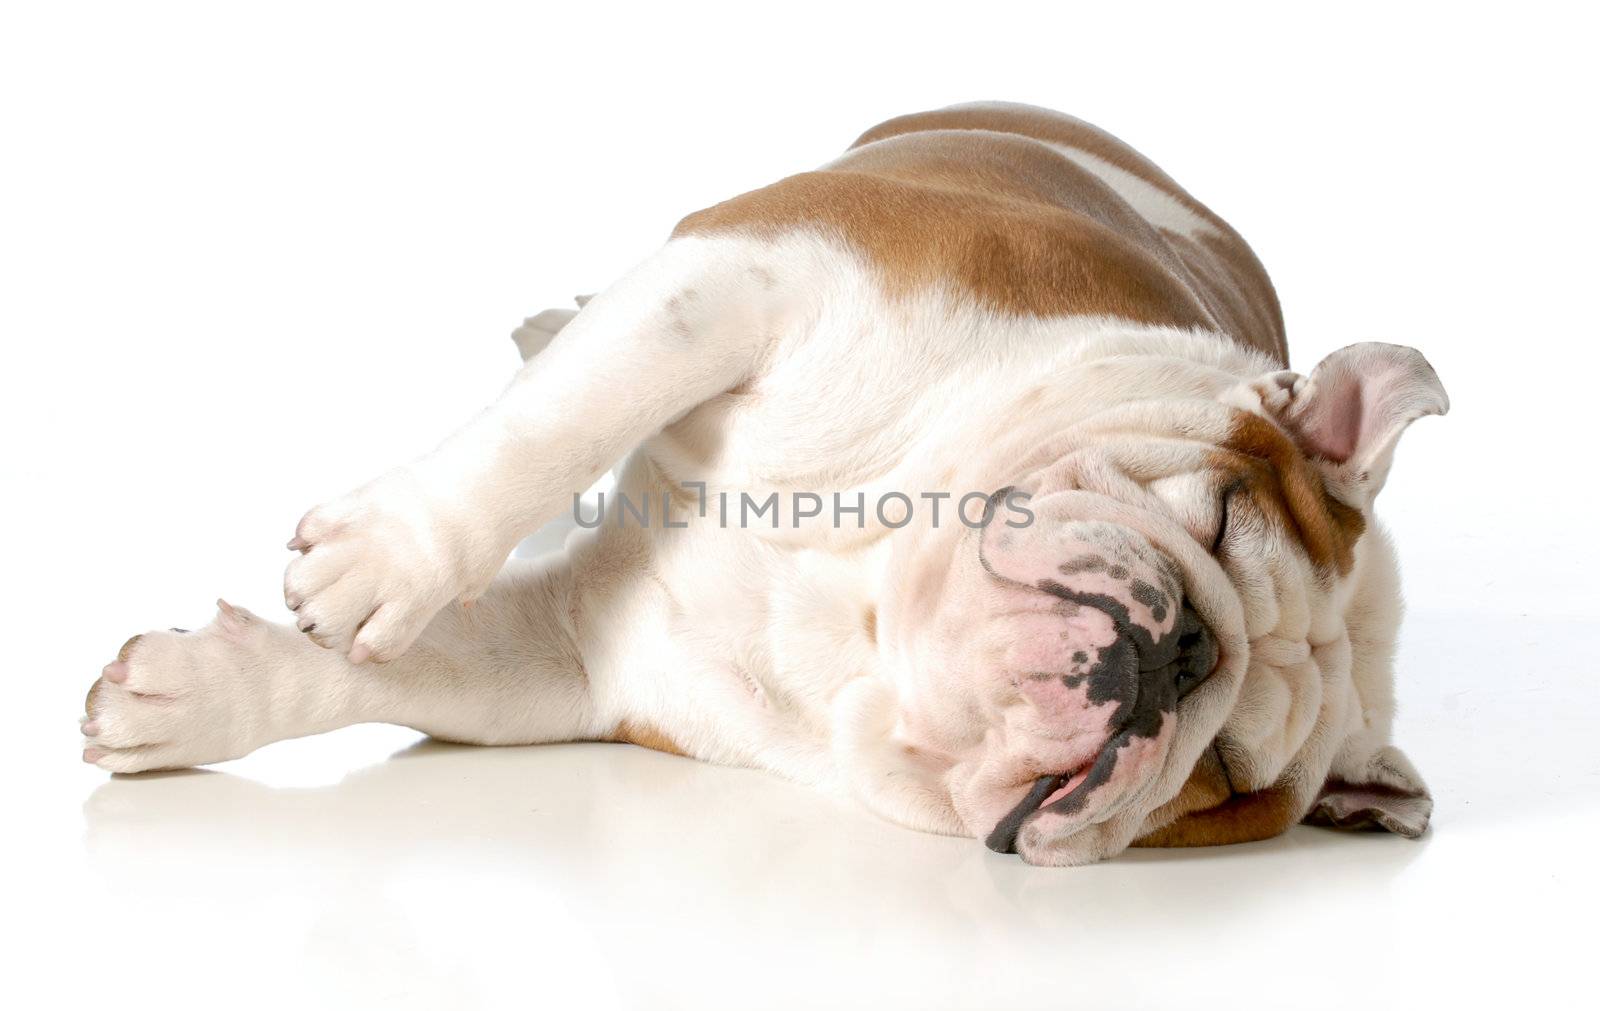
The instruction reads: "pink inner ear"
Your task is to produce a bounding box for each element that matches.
[1296,368,1365,463]
[1283,343,1449,469]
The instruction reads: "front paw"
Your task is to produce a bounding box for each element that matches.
[81,602,270,772]
[284,466,492,663]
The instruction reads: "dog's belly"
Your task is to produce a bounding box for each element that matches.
[572,458,890,785]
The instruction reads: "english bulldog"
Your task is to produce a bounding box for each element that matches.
[81,102,1448,865]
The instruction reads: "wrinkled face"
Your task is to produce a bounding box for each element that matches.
[966,515,1227,857]
[884,358,1435,863]
[857,343,1446,864]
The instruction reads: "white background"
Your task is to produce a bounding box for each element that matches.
[4,2,1597,1008]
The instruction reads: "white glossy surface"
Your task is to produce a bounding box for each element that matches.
[8,3,1597,1008]
[23,606,1597,1009]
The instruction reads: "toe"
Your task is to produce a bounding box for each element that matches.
[293,499,357,547]
[284,542,353,603]
[88,745,177,774]
[291,509,326,547]
[85,678,107,714]
[349,602,428,664]
[290,588,369,652]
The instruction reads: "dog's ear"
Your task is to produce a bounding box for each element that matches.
[1303,744,1433,839]
[1242,343,1448,501]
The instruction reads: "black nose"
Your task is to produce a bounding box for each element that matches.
[984,601,1217,857]
[1153,604,1217,697]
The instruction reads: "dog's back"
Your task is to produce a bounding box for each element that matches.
[677,101,1285,363]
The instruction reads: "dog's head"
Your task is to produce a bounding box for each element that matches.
[852,342,1447,865]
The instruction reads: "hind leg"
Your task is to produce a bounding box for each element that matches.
[282,235,788,667]
[82,556,600,773]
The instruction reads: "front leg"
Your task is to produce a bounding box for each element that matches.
[285,235,783,663]
[83,557,601,773]
[83,602,367,772]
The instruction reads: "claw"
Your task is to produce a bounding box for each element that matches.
[216,598,256,636]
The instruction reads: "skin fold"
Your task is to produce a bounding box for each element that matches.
[81,104,1448,865]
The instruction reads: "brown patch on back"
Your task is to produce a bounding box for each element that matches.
[1214,411,1366,575]
[851,104,1206,210]
[676,103,1285,361]
[678,135,1216,327]
[850,104,1286,363]
[862,605,877,645]
[1166,232,1287,365]
[610,719,688,758]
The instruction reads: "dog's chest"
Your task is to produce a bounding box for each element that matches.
[618,505,889,775]
[645,277,1122,509]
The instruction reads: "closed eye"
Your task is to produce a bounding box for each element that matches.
[1211,478,1245,555]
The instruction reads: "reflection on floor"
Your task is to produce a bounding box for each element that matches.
[44,609,1600,1009]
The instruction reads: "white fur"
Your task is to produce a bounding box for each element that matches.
[1044,143,1220,239]
[84,231,1435,864]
